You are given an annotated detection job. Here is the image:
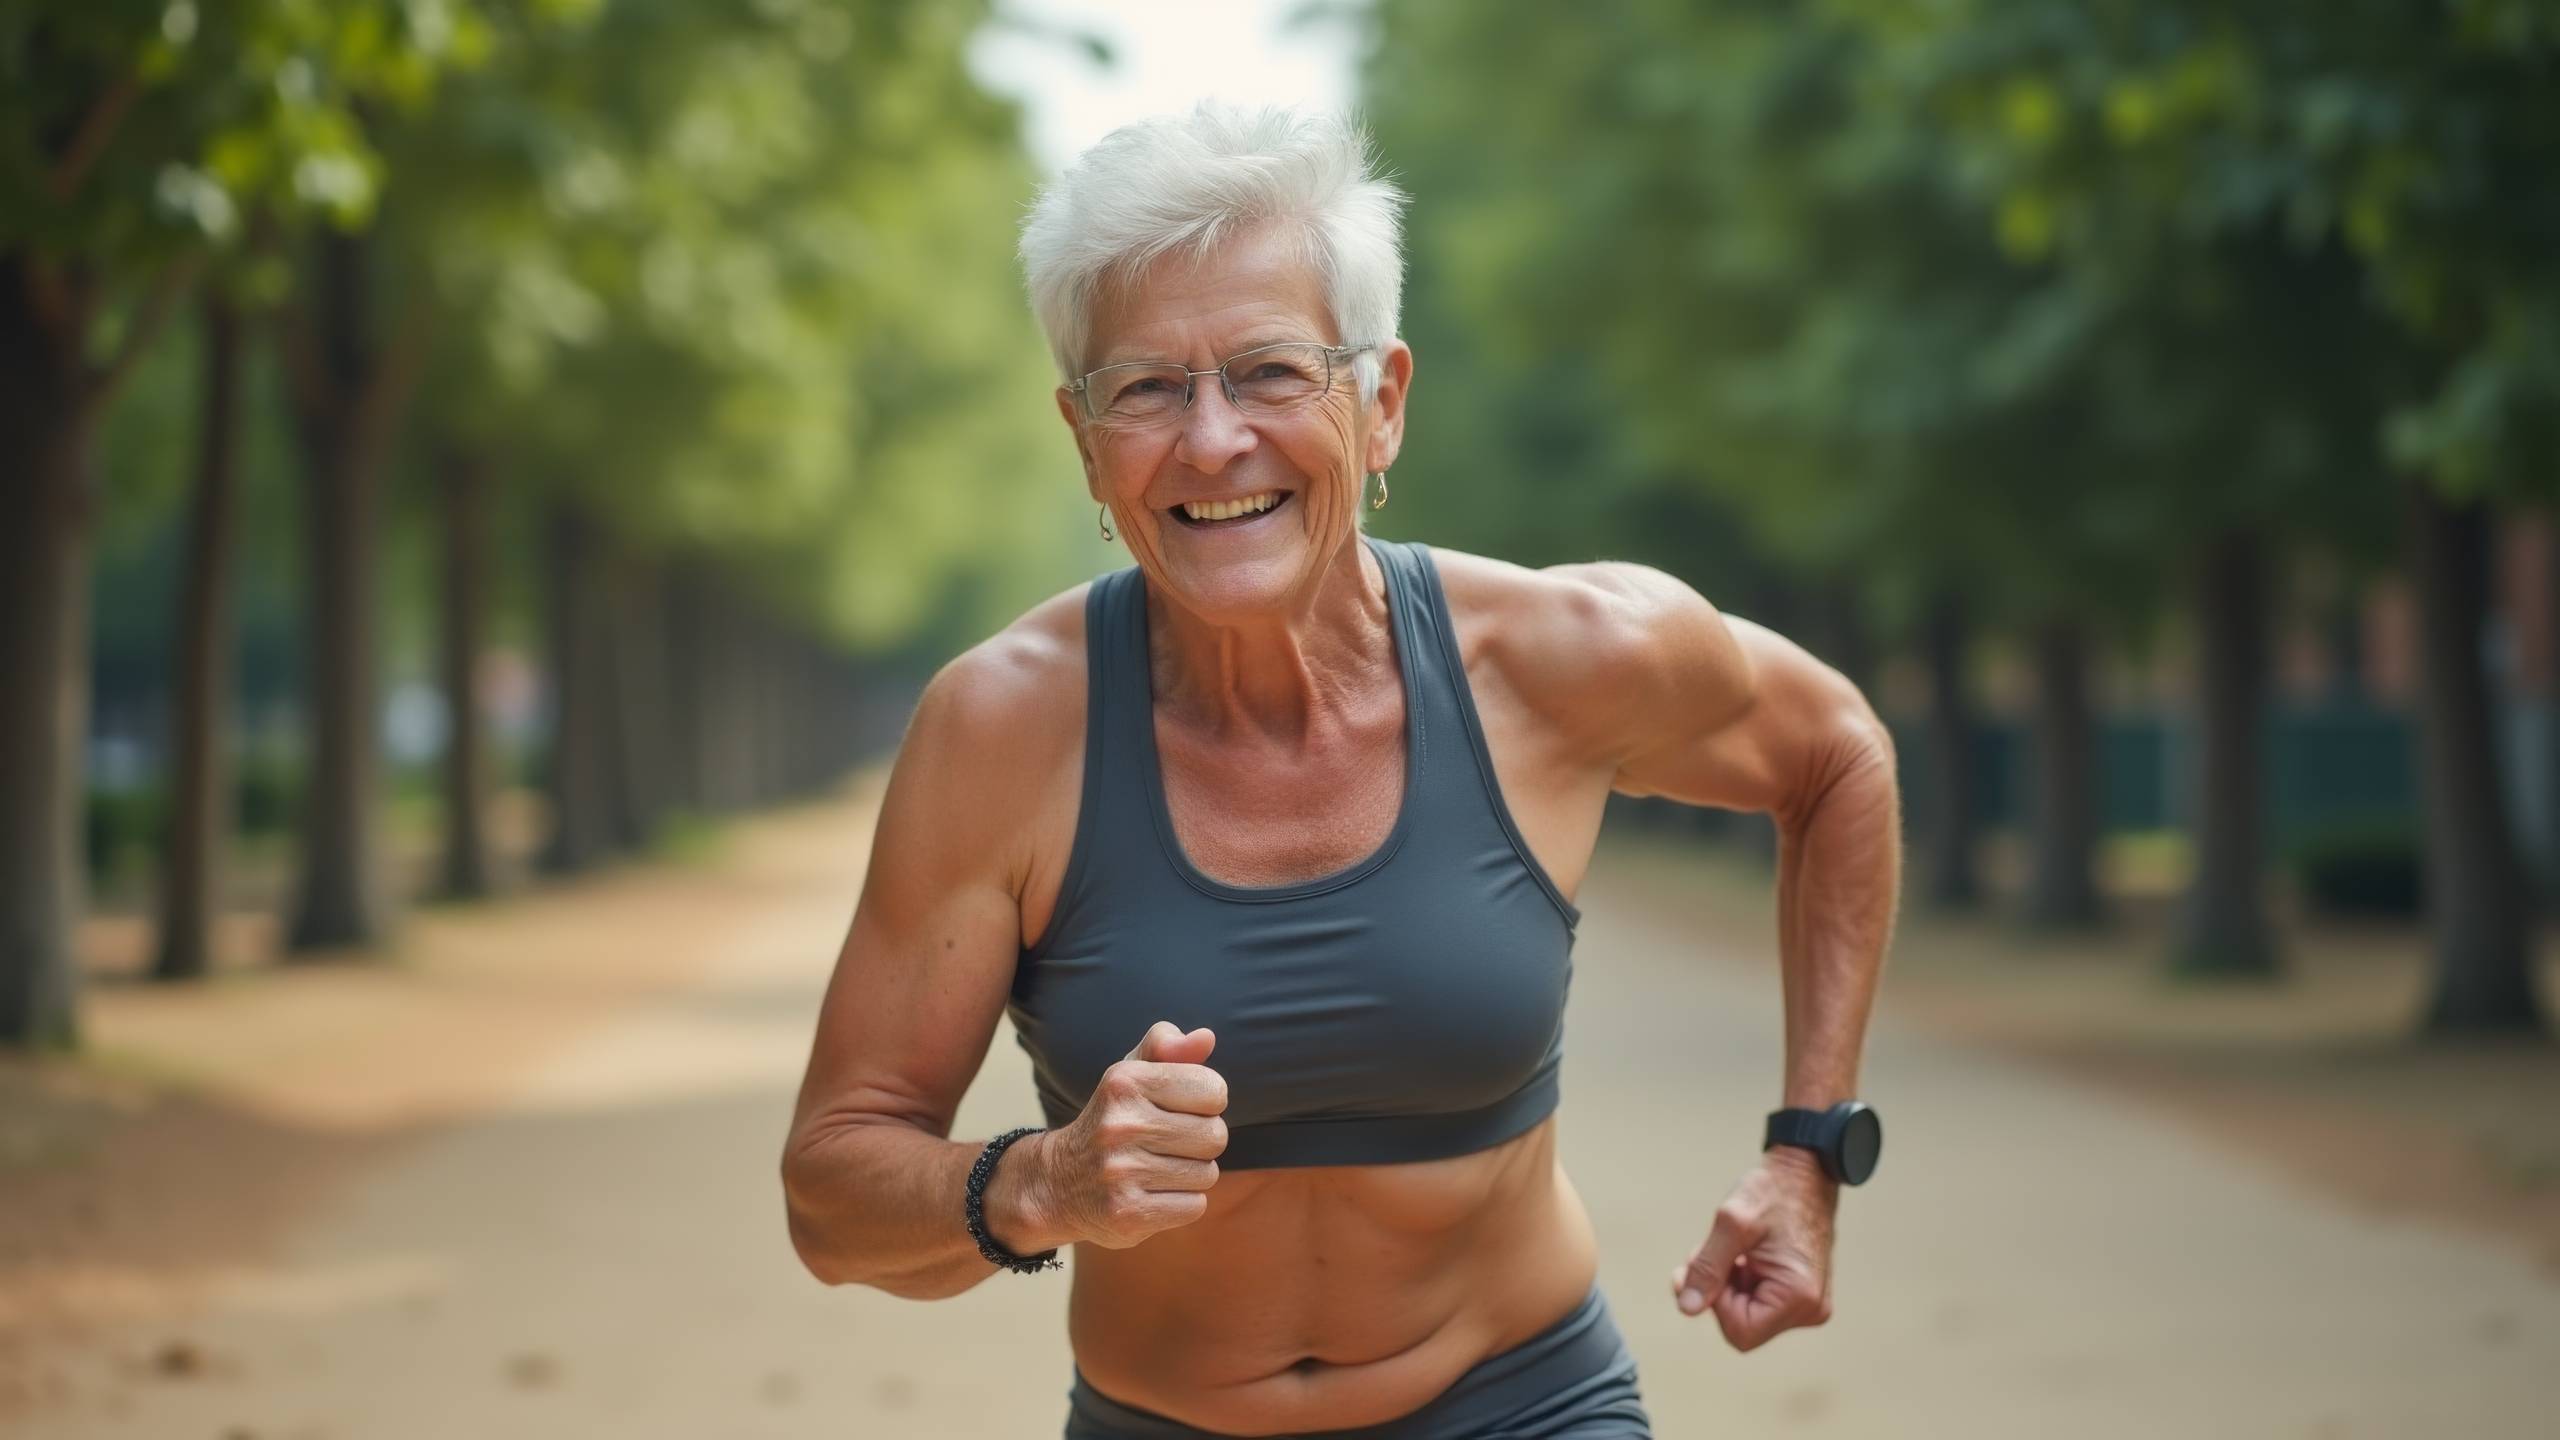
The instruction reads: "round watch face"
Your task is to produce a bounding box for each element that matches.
[1837,1105,1882,1185]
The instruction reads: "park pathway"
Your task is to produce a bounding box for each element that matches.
[9,778,2556,1438]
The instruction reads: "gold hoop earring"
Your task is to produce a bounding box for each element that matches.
[1098,504,1114,541]
[1369,470,1391,511]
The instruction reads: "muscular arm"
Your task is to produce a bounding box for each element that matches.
[779,619,1082,1297]
[1506,561,1902,1344]
[1536,562,1903,1113]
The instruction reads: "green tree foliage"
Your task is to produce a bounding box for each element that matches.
[1361,0,2554,1027]
[1898,0,2559,500]
[15,0,1097,1039]
[401,0,1087,655]
[1903,0,2552,1025]
[4,0,501,1044]
[1362,0,2412,633]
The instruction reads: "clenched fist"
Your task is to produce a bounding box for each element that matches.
[1669,1148,1839,1352]
[1042,1021,1230,1249]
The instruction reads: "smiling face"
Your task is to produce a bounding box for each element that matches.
[1055,225,1411,624]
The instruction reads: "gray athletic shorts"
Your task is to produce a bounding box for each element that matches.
[1061,1282,1653,1438]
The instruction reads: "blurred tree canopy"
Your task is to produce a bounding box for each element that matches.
[1360,0,2555,1028]
[398,0,1089,654]
[6,0,524,1043]
[1360,0,2438,639]
[7,0,1098,1042]
[1905,0,2560,500]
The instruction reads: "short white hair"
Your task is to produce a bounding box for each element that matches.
[1019,100,1408,402]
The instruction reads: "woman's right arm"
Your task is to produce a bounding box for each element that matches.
[779,633,1080,1298]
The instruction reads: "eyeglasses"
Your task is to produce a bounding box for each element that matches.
[1067,341,1374,430]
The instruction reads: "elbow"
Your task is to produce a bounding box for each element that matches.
[785,1202,861,1288]
[779,1146,974,1300]
[790,1226,974,1302]
[781,1153,863,1288]
[1854,714,1897,782]
[1826,670,1898,794]
[1835,717,1900,815]
[1774,714,1899,837]
[781,1133,893,1291]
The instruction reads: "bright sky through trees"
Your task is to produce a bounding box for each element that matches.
[969,0,1360,175]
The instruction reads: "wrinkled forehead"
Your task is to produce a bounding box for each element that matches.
[1084,224,1339,370]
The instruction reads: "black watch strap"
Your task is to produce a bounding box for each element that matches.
[1764,1107,1829,1153]
[1763,1101,1882,1185]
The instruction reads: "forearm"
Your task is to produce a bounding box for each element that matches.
[783,1122,1076,1297]
[1771,723,1901,1109]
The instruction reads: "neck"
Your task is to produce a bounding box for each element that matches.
[1142,534,1391,747]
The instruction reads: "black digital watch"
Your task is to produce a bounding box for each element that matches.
[1763,1100,1882,1185]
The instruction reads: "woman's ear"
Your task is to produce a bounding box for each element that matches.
[1055,386,1102,498]
[1362,341,1414,475]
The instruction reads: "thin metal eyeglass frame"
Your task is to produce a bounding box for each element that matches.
[1067,341,1375,426]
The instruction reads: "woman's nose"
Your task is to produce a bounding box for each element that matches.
[1172,376,1259,473]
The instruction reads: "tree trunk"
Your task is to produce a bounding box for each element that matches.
[0,259,96,1048]
[604,551,668,852]
[2543,516,2560,906]
[1920,590,1982,908]
[2326,583,2367,707]
[705,586,756,813]
[2023,614,2106,930]
[2172,529,2279,978]
[663,562,713,817]
[541,501,614,873]
[282,231,410,955]
[436,443,495,899]
[2408,482,2547,1034]
[154,295,247,980]
[744,611,776,807]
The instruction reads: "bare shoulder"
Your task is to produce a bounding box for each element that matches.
[1421,544,1754,766]
[895,580,1095,893]
[926,580,1091,728]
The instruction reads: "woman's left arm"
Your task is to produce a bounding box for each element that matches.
[1543,561,1903,1353]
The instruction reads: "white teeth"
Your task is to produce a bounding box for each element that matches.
[1180,491,1282,522]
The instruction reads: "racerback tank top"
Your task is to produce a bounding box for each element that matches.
[1006,534,1582,1170]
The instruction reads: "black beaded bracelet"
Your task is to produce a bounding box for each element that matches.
[965,1125,1064,1274]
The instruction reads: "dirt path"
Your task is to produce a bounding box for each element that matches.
[5,781,2556,1437]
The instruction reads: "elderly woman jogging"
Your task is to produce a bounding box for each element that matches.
[781,101,1900,1440]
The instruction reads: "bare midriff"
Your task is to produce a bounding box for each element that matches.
[1064,1112,1599,1437]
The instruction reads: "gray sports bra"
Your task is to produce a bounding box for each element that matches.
[1006,535,1581,1170]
